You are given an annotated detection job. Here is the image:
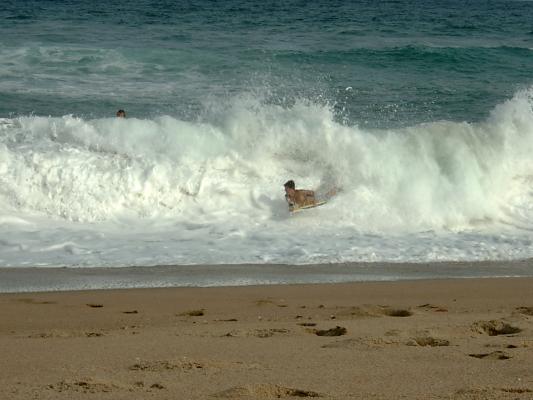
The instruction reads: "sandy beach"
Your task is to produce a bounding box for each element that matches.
[1,277,532,399]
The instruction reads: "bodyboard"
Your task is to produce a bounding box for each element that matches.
[290,200,327,213]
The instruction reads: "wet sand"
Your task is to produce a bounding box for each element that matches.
[1,278,533,399]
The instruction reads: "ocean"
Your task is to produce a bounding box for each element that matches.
[1,0,533,291]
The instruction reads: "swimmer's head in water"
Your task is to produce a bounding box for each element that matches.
[284,180,295,190]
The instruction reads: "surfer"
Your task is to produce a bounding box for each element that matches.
[116,109,126,118]
[284,180,316,211]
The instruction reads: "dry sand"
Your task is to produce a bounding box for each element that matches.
[1,278,532,399]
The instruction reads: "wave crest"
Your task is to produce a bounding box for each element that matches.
[1,88,533,231]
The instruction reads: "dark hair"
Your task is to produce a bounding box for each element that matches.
[116,109,126,117]
[284,180,295,189]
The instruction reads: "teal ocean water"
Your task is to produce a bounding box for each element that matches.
[1,1,533,290]
[2,0,532,126]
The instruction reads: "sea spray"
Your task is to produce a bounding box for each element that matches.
[2,89,533,232]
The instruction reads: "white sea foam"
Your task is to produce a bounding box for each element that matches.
[1,88,533,268]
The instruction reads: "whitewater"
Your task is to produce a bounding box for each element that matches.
[2,88,533,274]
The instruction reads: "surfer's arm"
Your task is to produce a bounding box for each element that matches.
[285,193,296,211]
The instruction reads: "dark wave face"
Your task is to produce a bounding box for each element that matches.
[1,0,532,127]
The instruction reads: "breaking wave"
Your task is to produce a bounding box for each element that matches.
[1,87,533,233]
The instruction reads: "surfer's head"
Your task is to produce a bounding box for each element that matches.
[284,180,295,190]
[116,109,126,118]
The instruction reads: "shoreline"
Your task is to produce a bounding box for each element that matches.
[1,277,532,399]
[1,259,533,293]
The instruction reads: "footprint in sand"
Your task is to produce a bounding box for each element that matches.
[47,379,118,394]
[468,351,511,360]
[85,332,104,337]
[86,303,103,308]
[149,383,165,390]
[417,303,448,312]
[472,320,522,336]
[177,309,205,317]
[255,299,289,308]
[129,360,205,372]
[28,330,105,339]
[336,305,413,318]
[28,331,68,339]
[297,322,317,327]
[515,307,533,316]
[405,336,450,347]
[454,387,533,399]
[47,379,153,394]
[212,384,322,398]
[313,326,347,337]
[499,387,533,394]
[224,328,290,338]
[322,337,401,349]
[484,343,521,349]
[129,358,256,373]
[381,307,413,317]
